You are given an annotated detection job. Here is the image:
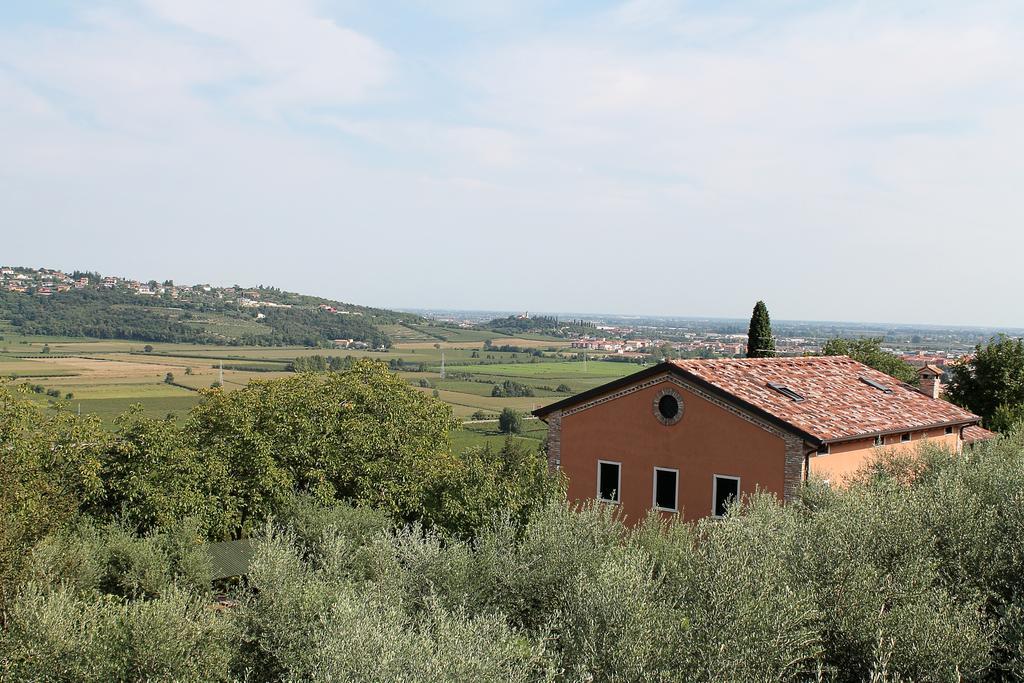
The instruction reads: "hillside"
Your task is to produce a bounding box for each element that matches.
[482,314,597,338]
[0,266,418,347]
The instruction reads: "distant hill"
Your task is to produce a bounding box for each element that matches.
[482,315,596,338]
[0,266,421,347]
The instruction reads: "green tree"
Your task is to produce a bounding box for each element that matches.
[425,439,560,535]
[40,343,50,354]
[164,372,175,384]
[0,385,108,609]
[947,335,1024,429]
[185,359,458,533]
[143,345,153,353]
[746,301,775,358]
[96,409,235,537]
[820,337,917,383]
[498,408,523,434]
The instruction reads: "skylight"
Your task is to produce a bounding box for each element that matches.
[860,377,893,394]
[767,382,805,402]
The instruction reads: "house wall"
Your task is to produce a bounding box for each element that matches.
[557,374,789,524]
[809,427,960,483]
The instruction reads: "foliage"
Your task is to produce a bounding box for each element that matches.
[95,409,236,538]
[491,379,535,397]
[5,434,1024,680]
[185,359,459,533]
[498,407,524,434]
[0,286,392,348]
[244,307,389,348]
[0,384,108,612]
[947,335,1024,430]
[746,300,776,358]
[820,337,918,383]
[484,315,594,338]
[423,439,561,536]
[288,354,353,372]
[0,586,236,682]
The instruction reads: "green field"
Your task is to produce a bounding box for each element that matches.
[0,332,636,454]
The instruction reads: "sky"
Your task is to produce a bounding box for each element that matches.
[1,1,1023,327]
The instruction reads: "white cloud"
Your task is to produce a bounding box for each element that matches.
[141,0,393,114]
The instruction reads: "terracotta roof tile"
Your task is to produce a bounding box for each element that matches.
[670,356,979,443]
[962,425,997,444]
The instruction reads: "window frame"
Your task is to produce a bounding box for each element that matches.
[597,459,622,504]
[900,432,912,443]
[874,434,884,446]
[945,426,954,435]
[711,474,741,518]
[652,467,679,512]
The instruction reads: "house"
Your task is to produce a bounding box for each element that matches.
[534,356,990,524]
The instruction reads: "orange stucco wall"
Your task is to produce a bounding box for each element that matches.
[558,374,788,524]
[809,427,961,483]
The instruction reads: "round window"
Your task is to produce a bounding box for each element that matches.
[658,394,679,420]
[653,388,683,425]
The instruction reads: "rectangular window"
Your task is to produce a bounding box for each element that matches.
[900,433,912,443]
[597,460,621,503]
[874,435,884,446]
[653,468,678,512]
[712,475,740,518]
[945,426,954,435]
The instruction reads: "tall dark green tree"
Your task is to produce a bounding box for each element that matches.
[746,301,776,358]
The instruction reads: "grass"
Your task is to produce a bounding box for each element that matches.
[449,419,547,454]
[1,333,613,434]
[21,394,202,423]
[444,360,643,379]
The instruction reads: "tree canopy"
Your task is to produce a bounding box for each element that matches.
[947,334,1024,431]
[820,337,917,383]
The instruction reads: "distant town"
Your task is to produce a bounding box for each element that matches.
[410,308,1022,370]
[1,265,290,308]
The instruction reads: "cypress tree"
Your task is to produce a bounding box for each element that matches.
[746,301,776,358]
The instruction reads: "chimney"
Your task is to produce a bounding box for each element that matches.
[916,364,942,399]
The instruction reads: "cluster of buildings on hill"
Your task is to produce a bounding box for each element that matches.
[0,266,298,310]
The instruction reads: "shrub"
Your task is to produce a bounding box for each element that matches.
[0,586,236,682]
[498,408,522,434]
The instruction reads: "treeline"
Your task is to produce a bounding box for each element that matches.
[0,288,392,348]
[239,308,390,348]
[289,355,354,372]
[0,289,219,343]
[484,315,595,338]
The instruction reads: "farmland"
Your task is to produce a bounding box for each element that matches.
[0,325,648,452]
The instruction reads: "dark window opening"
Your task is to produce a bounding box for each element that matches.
[767,382,805,402]
[658,394,680,421]
[860,376,893,394]
[900,433,912,443]
[598,461,620,503]
[945,426,954,435]
[713,476,739,517]
[654,469,677,511]
[874,435,884,446]
[817,443,830,455]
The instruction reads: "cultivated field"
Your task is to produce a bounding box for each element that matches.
[0,327,647,451]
